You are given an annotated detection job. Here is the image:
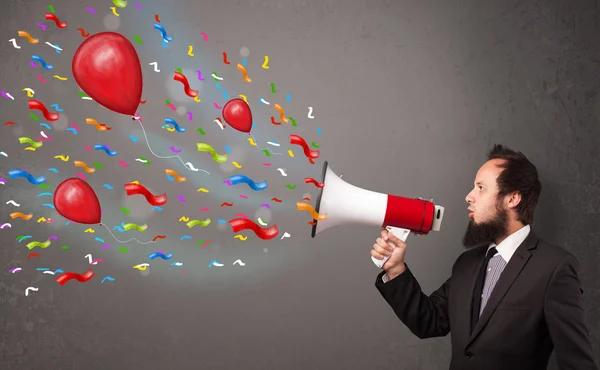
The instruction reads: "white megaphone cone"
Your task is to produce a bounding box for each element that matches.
[311,161,445,268]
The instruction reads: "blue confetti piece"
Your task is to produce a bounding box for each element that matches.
[164,118,186,132]
[53,269,64,274]
[17,235,32,242]
[166,174,175,181]
[66,127,78,135]
[148,252,173,260]
[65,221,70,225]
[101,276,115,284]
[180,235,192,240]
[94,237,105,243]
[36,268,50,271]
[42,203,55,209]
[37,192,52,197]
[129,135,138,143]
[31,55,53,70]
[222,90,228,99]
[215,83,222,90]
[242,58,247,66]
[48,168,58,173]
[152,206,163,211]
[55,48,60,54]
[8,169,46,185]
[94,144,118,156]
[252,122,255,127]
[317,126,322,134]
[50,104,63,112]
[217,219,226,224]
[154,23,173,42]
[40,123,52,130]
[103,184,113,190]
[208,259,218,268]
[259,97,265,104]
[113,226,125,232]
[162,39,168,48]
[224,145,231,153]
[229,174,268,191]
[286,93,291,102]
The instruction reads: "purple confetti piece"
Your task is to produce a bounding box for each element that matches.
[187,112,193,121]
[84,7,96,15]
[101,244,110,249]
[260,203,271,209]
[8,267,20,273]
[36,23,47,31]
[48,235,57,240]
[196,70,205,80]
[134,2,142,9]
[30,61,37,68]
[224,180,232,186]
[0,91,7,99]
[0,177,6,183]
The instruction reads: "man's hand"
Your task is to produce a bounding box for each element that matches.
[371,229,408,279]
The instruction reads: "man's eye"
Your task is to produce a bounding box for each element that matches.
[478,186,484,190]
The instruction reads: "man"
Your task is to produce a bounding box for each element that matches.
[371,144,597,370]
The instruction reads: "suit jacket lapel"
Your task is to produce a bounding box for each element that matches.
[466,229,539,347]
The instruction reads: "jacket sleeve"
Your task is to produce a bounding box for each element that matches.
[544,254,598,370]
[375,262,453,339]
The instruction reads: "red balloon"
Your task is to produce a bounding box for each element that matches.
[72,32,143,116]
[222,98,253,133]
[53,178,102,224]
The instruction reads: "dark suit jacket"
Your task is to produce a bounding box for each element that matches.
[375,229,597,370]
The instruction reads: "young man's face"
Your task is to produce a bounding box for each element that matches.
[462,159,509,248]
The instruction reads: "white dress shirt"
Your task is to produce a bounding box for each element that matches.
[381,224,531,283]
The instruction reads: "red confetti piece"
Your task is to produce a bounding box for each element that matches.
[223,52,230,65]
[4,121,14,126]
[27,253,40,260]
[124,183,167,206]
[289,134,320,159]
[173,71,198,98]
[28,100,59,121]
[271,116,281,125]
[152,235,166,242]
[229,218,279,240]
[221,202,233,207]
[45,13,68,29]
[271,197,282,203]
[56,269,94,286]
[304,177,325,188]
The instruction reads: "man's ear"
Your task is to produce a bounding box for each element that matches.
[507,191,522,209]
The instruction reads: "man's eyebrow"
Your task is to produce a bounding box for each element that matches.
[474,181,485,186]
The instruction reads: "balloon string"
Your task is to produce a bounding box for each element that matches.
[101,224,157,245]
[249,133,282,155]
[134,118,210,174]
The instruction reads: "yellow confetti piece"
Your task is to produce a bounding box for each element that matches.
[53,75,67,81]
[129,181,139,184]
[197,188,209,193]
[178,216,190,222]
[231,161,242,168]
[262,55,270,69]
[234,234,248,241]
[22,88,34,97]
[54,155,69,161]
[238,94,247,103]
[84,228,95,233]
[133,264,148,271]
[110,6,120,16]
[187,45,194,57]
[36,217,46,223]
[247,138,257,146]
[288,149,294,157]
[24,147,37,151]
[193,96,201,103]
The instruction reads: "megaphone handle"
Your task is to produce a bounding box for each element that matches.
[372,227,410,268]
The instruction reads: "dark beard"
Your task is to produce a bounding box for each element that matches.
[462,206,509,248]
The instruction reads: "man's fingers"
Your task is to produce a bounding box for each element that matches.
[376,237,393,251]
[371,249,386,260]
[373,243,391,256]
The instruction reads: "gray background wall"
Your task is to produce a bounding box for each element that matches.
[1,0,599,369]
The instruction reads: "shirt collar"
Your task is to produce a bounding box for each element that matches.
[487,224,531,263]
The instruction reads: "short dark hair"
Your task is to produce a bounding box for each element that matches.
[487,144,542,225]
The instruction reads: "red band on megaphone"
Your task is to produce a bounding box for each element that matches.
[384,195,434,234]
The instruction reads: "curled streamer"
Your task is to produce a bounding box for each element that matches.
[229,175,268,191]
[85,118,111,131]
[124,183,167,206]
[122,223,148,232]
[305,177,325,188]
[229,218,278,240]
[165,169,186,182]
[10,212,33,220]
[173,71,198,98]
[296,202,327,220]
[186,218,211,228]
[196,143,228,163]
[56,269,94,285]
[45,13,68,28]
[94,144,118,156]
[73,160,96,173]
[28,100,59,121]
[290,134,320,159]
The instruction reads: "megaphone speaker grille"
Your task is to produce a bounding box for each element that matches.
[310,160,329,238]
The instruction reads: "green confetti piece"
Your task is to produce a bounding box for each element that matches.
[288,117,297,127]
[112,0,128,8]
[18,137,43,148]
[122,223,148,232]
[16,235,24,241]
[120,207,130,214]
[26,240,51,250]
[133,35,143,45]
[38,184,50,189]
[196,143,228,162]
[119,247,128,253]
[77,91,89,98]
[137,156,151,165]
[29,113,40,121]
[93,162,104,170]
[311,141,320,148]
[61,245,69,249]
[186,218,211,228]
[196,127,205,135]
[165,99,171,104]
[270,82,277,94]
[196,240,211,247]
[285,184,296,190]
[48,5,55,13]
[176,68,183,73]
[262,149,272,157]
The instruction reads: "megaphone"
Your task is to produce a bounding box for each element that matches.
[311,161,445,268]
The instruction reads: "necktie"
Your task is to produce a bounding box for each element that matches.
[470,247,498,333]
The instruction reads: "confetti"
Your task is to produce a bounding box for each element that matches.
[262,56,270,69]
